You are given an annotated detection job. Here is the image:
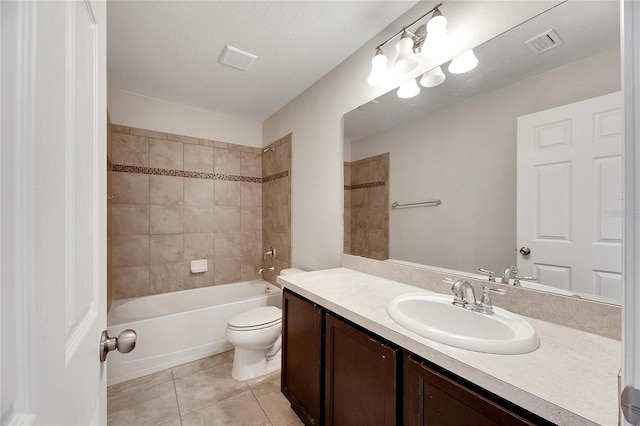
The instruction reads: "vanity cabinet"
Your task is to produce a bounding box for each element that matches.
[282,289,324,425]
[325,312,398,425]
[403,353,550,425]
[282,289,552,426]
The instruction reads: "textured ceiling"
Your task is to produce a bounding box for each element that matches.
[107,1,418,122]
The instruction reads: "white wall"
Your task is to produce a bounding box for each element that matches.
[351,49,620,275]
[108,88,262,147]
[262,1,562,271]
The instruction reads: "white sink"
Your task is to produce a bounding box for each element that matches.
[387,293,539,354]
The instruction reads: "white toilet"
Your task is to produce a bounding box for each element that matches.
[226,268,305,380]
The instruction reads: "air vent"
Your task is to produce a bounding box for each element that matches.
[524,29,564,55]
[218,45,257,71]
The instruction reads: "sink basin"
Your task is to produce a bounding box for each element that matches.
[387,293,539,354]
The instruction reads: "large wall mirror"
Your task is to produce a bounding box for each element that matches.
[344,1,621,303]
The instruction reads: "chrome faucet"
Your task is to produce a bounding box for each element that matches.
[258,266,275,275]
[500,265,518,284]
[444,278,506,315]
[475,286,507,315]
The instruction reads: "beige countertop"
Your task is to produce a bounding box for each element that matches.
[277,267,621,426]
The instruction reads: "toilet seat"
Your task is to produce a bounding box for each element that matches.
[227,306,282,331]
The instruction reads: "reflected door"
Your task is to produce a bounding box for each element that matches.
[517,92,622,299]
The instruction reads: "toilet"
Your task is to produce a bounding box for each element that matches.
[226,268,305,380]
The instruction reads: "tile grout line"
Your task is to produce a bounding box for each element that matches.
[247,383,275,426]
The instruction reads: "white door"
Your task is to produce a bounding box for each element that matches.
[516,92,623,299]
[1,1,107,424]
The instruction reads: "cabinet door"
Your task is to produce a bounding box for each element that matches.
[282,290,323,426]
[325,313,398,426]
[404,354,549,426]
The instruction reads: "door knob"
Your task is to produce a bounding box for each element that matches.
[519,247,531,256]
[100,329,137,362]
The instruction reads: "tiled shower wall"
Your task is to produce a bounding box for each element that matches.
[260,134,292,284]
[344,153,389,260]
[107,124,263,299]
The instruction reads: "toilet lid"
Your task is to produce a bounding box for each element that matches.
[228,306,282,329]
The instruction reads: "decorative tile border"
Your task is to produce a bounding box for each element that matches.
[111,163,285,184]
[263,170,289,183]
[344,181,386,191]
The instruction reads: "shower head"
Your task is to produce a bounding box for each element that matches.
[263,147,274,153]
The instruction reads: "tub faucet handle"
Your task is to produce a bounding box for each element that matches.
[264,247,277,260]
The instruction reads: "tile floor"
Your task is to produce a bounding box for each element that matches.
[107,351,303,426]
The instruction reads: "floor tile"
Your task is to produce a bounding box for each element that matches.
[172,352,231,379]
[180,390,271,426]
[247,371,280,398]
[108,380,180,426]
[255,390,299,426]
[174,362,248,415]
[107,369,174,403]
[159,418,182,426]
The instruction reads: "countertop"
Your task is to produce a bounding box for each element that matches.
[277,267,621,426]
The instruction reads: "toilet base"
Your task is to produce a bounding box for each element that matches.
[231,346,281,381]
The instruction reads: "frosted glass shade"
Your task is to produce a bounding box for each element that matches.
[367,52,389,87]
[421,14,449,58]
[397,78,420,99]
[419,66,446,87]
[448,49,479,74]
[393,36,418,74]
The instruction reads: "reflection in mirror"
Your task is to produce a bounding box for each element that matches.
[343,1,621,303]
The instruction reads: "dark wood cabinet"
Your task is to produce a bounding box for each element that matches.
[325,313,398,426]
[403,353,553,426]
[282,289,324,425]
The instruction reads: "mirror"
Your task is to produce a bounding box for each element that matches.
[344,1,621,303]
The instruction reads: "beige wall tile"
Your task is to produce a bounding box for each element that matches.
[149,139,183,170]
[184,178,214,206]
[184,144,214,173]
[214,181,241,206]
[150,234,184,265]
[213,206,241,232]
[167,133,199,144]
[184,233,214,260]
[150,175,183,205]
[240,182,261,207]
[112,133,149,167]
[264,232,290,264]
[241,259,260,281]
[149,263,185,294]
[150,205,184,234]
[184,206,214,233]
[241,231,262,258]
[112,236,149,268]
[200,139,228,149]
[111,205,150,236]
[214,257,241,285]
[111,124,130,134]
[240,151,261,178]
[214,148,241,175]
[112,266,149,299]
[214,232,242,258]
[130,127,167,139]
[112,172,149,205]
[241,207,262,232]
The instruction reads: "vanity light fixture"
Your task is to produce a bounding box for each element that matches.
[419,65,446,87]
[366,2,446,87]
[448,49,479,74]
[397,78,420,98]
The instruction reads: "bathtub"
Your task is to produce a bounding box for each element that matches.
[107,279,282,386]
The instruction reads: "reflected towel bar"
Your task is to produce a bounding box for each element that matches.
[391,199,442,209]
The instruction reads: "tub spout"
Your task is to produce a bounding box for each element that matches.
[258,266,275,275]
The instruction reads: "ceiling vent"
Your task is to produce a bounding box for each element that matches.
[218,45,257,71]
[524,29,564,55]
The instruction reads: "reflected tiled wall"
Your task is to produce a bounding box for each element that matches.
[108,124,263,299]
[261,134,292,284]
[344,153,389,260]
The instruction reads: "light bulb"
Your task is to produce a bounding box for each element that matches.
[393,32,418,74]
[367,51,389,87]
[448,49,479,74]
[421,12,450,58]
[397,78,420,99]
[419,66,446,87]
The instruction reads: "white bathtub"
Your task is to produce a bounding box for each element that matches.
[107,280,282,386]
